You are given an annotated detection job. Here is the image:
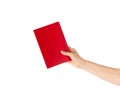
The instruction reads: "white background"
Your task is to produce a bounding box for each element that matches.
[0,0,120,96]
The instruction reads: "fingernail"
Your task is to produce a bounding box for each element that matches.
[61,50,64,54]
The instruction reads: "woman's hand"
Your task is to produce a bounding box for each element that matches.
[61,47,120,85]
[61,47,85,68]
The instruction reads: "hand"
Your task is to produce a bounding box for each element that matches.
[61,47,85,68]
[62,47,120,85]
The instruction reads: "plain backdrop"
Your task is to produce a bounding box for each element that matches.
[0,0,120,96]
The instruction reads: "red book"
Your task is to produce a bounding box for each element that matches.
[34,22,71,68]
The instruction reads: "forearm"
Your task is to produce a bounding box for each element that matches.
[80,59,120,85]
[61,47,120,85]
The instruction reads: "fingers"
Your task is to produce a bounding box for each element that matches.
[68,46,76,52]
[61,50,72,56]
[61,46,76,57]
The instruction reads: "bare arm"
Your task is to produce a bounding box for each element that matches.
[61,47,120,85]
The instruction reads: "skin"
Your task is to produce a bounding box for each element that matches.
[61,47,120,85]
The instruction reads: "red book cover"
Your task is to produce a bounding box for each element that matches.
[34,22,71,68]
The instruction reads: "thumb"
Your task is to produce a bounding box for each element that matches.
[61,50,71,56]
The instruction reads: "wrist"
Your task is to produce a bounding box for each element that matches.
[78,58,87,68]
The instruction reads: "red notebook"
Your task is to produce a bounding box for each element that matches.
[34,22,71,68]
